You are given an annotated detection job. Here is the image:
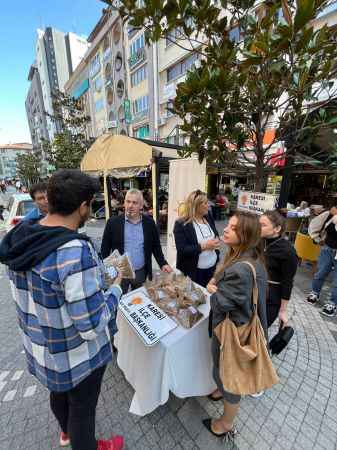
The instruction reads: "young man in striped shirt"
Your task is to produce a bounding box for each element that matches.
[0,170,124,450]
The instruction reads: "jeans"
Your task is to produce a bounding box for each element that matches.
[312,245,337,305]
[50,365,106,450]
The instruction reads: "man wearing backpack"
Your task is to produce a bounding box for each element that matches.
[307,206,337,317]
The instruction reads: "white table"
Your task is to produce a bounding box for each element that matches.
[115,291,216,416]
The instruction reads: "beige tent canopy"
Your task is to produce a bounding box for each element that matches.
[80,134,153,177]
[81,134,167,221]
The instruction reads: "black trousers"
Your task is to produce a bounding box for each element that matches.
[50,365,106,450]
[194,265,217,288]
[267,284,282,328]
[121,267,147,294]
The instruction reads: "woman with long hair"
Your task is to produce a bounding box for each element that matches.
[205,211,268,439]
[173,190,220,287]
[260,210,298,327]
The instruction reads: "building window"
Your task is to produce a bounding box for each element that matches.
[167,53,198,82]
[94,76,103,93]
[106,87,114,105]
[115,52,123,71]
[118,105,125,121]
[129,34,145,57]
[105,63,112,82]
[108,110,116,122]
[131,64,147,87]
[113,23,122,45]
[95,98,104,112]
[135,125,149,138]
[133,95,149,114]
[116,80,124,98]
[90,53,101,78]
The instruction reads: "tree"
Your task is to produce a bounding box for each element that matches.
[45,90,92,170]
[16,153,42,187]
[115,0,337,191]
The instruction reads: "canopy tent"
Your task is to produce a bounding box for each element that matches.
[81,134,180,222]
[80,134,153,176]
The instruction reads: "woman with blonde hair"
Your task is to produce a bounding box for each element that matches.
[173,190,220,287]
[204,211,268,440]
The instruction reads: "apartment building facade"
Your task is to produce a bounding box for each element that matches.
[0,143,33,179]
[26,27,89,150]
[65,8,129,138]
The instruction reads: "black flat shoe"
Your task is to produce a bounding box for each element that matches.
[202,419,238,440]
[207,393,223,402]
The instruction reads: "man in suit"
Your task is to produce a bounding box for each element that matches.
[101,188,172,293]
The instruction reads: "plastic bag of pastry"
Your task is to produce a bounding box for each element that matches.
[103,265,118,286]
[104,250,135,280]
[189,287,206,306]
[177,306,203,329]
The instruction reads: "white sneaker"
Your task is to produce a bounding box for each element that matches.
[250,391,264,398]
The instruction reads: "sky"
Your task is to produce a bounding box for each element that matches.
[0,0,104,145]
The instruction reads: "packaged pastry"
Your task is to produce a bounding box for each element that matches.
[176,306,203,329]
[144,271,205,328]
[104,250,135,280]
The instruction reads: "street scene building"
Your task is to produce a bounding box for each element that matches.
[25,27,89,158]
[0,143,33,179]
[1,1,337,450]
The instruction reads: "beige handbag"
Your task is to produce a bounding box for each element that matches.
[214,261,279,395]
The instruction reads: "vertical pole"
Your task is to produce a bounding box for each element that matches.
[151,156,160,225]
[103,171,110,221]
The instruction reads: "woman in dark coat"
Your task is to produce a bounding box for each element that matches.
[260,210,298,327]
[204,211,268,441]
[173,190,220,287]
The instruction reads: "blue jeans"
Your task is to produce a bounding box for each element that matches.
[312,245,337,305]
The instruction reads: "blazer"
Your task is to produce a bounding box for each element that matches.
[100,214,167,279]
[173,214,219,281]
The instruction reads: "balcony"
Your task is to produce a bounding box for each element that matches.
[129,48,146,70]
[317,0,337,18]
[132,109,149,124]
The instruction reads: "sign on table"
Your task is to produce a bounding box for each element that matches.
[237,191,277,215]
[119,288,177,347]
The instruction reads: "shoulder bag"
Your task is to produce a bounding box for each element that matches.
[214,261,279,395]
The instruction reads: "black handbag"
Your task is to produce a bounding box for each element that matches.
[269,324,294,355]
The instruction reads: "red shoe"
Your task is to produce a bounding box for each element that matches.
[59,432,70,447]
[97,435,124,450]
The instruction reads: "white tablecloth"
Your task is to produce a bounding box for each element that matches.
[115,293,216,416]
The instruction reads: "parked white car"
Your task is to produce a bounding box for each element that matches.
[2,194,35,233]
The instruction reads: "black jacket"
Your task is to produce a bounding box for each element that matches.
[100,214,167,279]
[173,214,219,281]
[264,237,298,302]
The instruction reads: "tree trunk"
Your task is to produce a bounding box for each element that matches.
[254,150,267,192]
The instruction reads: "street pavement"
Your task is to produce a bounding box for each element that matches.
[0,220,337,449]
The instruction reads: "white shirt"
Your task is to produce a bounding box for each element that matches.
[193,221,217,269]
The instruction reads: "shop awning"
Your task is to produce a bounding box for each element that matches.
[81,134,153,174]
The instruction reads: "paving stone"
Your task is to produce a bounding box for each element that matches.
[177,398,205,439]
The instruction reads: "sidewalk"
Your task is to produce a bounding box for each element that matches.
[0,223,337,449]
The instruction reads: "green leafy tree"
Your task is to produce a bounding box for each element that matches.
[16,153,41,187]
[114,0,337,192]
[45,90,92,170]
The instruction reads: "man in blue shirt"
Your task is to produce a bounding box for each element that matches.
[101,188,172,293]
[23,181,49,221]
